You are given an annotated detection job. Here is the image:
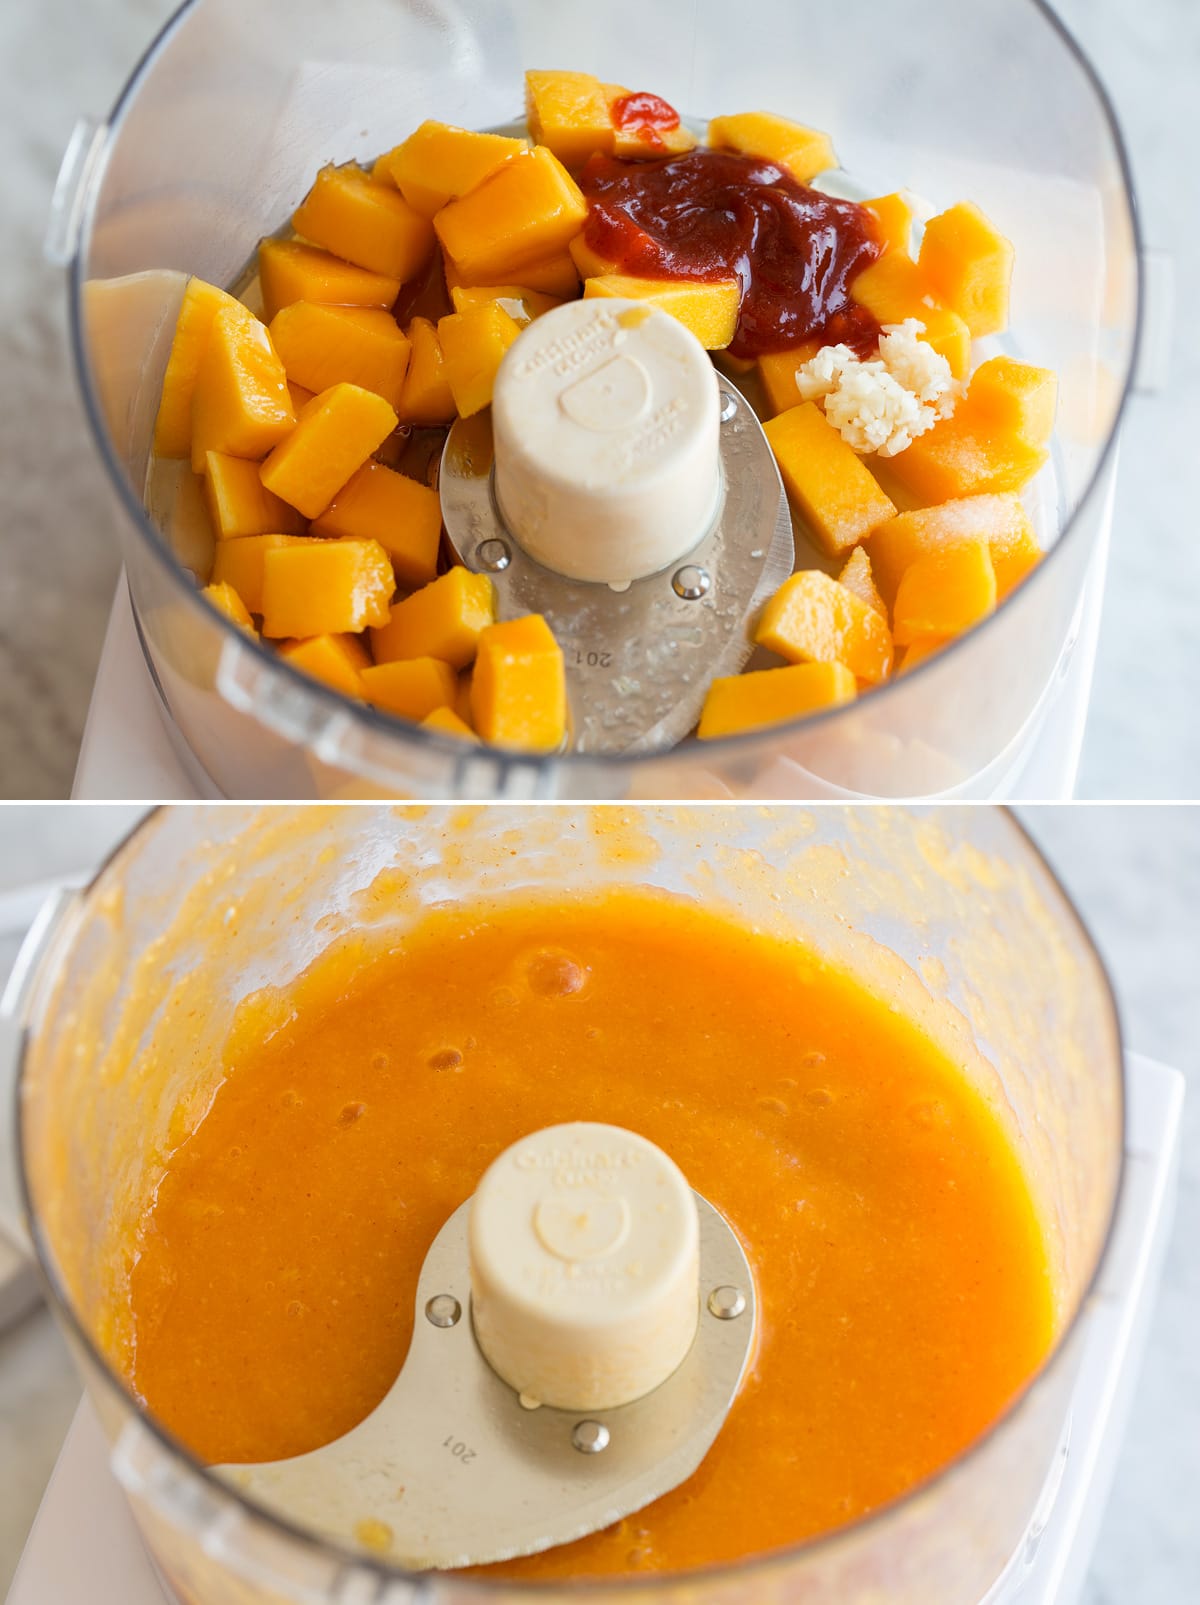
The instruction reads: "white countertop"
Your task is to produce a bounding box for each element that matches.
[0,805,1196,1601]
[0,0,1197,799]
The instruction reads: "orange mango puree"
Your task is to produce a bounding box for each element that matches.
[128,890,1053,1579]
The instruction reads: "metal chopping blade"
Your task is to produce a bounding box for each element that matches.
[439,373,794,756]
[217,1193,756,1570]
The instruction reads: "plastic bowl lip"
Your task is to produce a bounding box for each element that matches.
[15,803,1128,1597]
[67,0,1145,793]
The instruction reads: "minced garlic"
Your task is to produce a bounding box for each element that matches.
[794,319,960,457]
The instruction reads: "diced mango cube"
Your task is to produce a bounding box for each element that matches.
[190,308,295,473]
[395,316,457,426]
[421,705,479,741]
[201,580,255,633]
[883,409,1048,506]
[260,538,394,638]
[601,84,697,159]
[707,112,836,184]
[471,614,566,752]
[311,460,442,589]
[268,303,411,411]
[967,356,1058,448]
[892,540,997,646]
[437,303,523,417]
[755,569,893,685]
[697,661,856,739]
[908,306,972,381]
[278,632,371,698]
[525,71,614,167]
[449,284,565,325]
[292,163,434,282]
[837,545,886,617]
[381,122,529,218]
[258,239,402,323]
[506,251,581,298]
[863,193,913,257]
[757,341,820,417]
[866,494,1041,605]
[583,275,741,350]
[259,383,398,518]
[569,233,620,282]
[763,402,898,555]
[851,250,932,325]
[154,278,257,458]
[918,201,1013,338]
[287,380,315,412]
[202,451,306,538]
[370,566,495,671]
[899,636,950,673]
[211,533,317,613]
[361,656,458,720]
[435,147,588,284]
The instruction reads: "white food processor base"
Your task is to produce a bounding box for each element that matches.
[72,494,1110,801]
[6,1053,1182,1605]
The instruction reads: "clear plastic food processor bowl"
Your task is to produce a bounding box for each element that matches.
[63,0,1140,798]
[13,806,1123,1604]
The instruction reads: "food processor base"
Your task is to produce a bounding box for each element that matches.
[7,1053,1181,1605]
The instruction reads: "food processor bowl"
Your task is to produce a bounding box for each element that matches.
[12,806,1123,1603]
[61,0,1141,799]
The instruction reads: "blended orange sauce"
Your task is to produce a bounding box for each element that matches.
[128,890,1053,1579]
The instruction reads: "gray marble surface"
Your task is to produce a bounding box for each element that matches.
[0,2,1197,799]
[0,804,1196,1601]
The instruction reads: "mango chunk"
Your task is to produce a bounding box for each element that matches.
[361,656,458,720]
[437,303,524,417]
[211,533,317,613]
[708,111,836,184]
[892,540,996,645]
[525,71,614,167]
[202,450,306,538]
[569,233,620,282]
[371,566,495,671]
[697,661,856,739]
[421,705,479,742]
[287,380,315,412]
[201,580,255,634]
[863,193,913,256]
[260,383,398,518]
[505,251,581,298]
[154,278,257,458]
[899,636,949,673]
[449,284,565,325]
[278,632,371,698]
[883,409,1048,506]
[258,239,402,323]
[260,538,394,638]
[756,569,893,685]
[602,83,697,159]
[395,316,457,426]
[763,402,898,556]
[967,356,1058,448]
[918,201,1013,338]
[866,494,1041,605]
[851,250,932,325]
[837,545,886,617]
[382,122,529,218]
[583,275,740,350]
[909,305,972,382]
[471,614,566,752]
[292,163,435,282]
[311,460,442,589]
[190,308,295,474]
[268,303,411,411]
[435,147,588,284]
[757,341,820,417]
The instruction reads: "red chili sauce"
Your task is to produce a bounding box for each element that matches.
[610,92,681,153]
[579,148,883,360]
